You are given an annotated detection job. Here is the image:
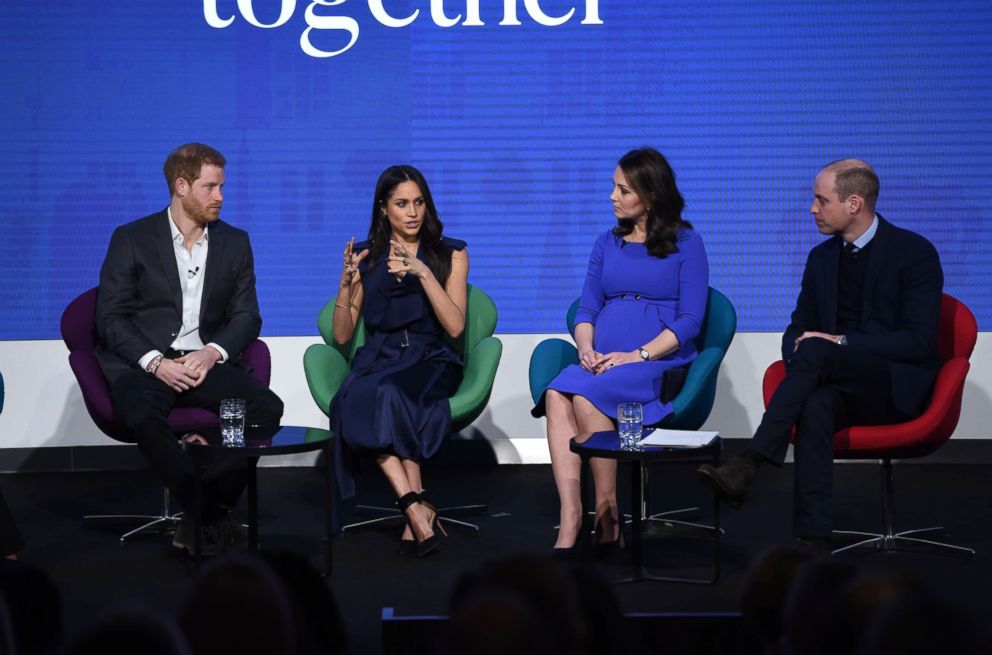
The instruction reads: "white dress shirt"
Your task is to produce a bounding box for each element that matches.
[138,209,229,371]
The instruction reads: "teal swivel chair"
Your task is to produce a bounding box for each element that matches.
[303,284,503,533]
[528,287,737,529]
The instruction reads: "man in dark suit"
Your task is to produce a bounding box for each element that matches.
[96,143,283,554]
[1,372,25,559]
[698,159,943,550]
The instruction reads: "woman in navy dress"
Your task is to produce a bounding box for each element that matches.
[329,165,468,557]
[533,148,709,553]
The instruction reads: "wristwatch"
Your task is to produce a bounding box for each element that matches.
[836,335,848,346]
[638,347,650,361]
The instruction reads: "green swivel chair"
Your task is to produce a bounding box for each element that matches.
[303,284,502,533]
[528,287,737,531]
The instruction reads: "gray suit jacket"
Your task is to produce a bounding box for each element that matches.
[94,210,261,384]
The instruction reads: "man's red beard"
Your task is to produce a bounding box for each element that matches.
[183,195,221,224]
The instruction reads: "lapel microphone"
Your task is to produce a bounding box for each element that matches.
[187,266,200,279]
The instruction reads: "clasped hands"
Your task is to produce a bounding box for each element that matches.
[579,349,642,374]
[155,347,222,393]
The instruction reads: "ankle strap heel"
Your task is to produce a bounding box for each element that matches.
[397,492,420,512]
[397,491,440,558]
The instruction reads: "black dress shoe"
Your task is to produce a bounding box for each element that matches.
[697,456,756,508]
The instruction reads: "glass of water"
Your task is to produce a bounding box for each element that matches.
[220,398,246,447]
[617,402,643,450]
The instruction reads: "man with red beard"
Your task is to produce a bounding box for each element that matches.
[95,143,283,554]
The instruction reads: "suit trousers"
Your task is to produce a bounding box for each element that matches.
[0,486,24,556]
[751,337,909,537]
[111,361,284,523]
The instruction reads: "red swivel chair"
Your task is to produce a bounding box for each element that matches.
[762,294,976,556]
[61,287,271,544]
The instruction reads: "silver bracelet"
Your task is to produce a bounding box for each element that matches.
[334,303,351,310]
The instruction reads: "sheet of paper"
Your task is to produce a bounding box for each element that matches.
[637,429,719,448]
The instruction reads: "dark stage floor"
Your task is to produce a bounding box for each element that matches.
[2,460,991,653]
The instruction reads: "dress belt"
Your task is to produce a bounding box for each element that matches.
[368,330,442,349]
[604,295,672,306]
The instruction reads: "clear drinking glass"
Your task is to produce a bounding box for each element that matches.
[220,398,246,447]
[617,402,643,450]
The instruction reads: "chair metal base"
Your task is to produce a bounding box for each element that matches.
[84,486,182,546]
[832,526,975,557]
[830,458,975,558]
[342,502,485,535]
[641,506,725,536]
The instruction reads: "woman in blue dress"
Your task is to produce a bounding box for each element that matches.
[533,148,709,553]
[330,165,468,557]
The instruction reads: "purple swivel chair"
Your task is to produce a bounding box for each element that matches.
[60,287,271,544]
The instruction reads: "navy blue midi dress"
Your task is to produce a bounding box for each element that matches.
[329,237,465,498]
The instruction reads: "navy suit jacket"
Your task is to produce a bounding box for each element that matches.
[782,214,943,417]
[94,210,262,384]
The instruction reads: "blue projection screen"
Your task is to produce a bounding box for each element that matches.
[1,1,990,339]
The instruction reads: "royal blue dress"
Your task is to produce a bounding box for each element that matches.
[329,237,465,498]
[533,228,708,425]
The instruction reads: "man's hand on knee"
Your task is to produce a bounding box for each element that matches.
[794,331,841,352]
[155,358,201,392]
[175,348,222,387]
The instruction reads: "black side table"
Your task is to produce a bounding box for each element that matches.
[570,430,722,584]
[187,425,334,574]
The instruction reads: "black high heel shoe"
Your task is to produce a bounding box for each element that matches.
[552,543,582,559]
[415,491,448,538]
[398,491,439,558]
[398,491,446,555]
[398,531,415,556]
[592,530,625,558]
[552,522,586,559]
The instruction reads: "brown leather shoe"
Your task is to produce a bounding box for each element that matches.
[171,515,223,556]
[210,518,249,550]
[697,456,756,508]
